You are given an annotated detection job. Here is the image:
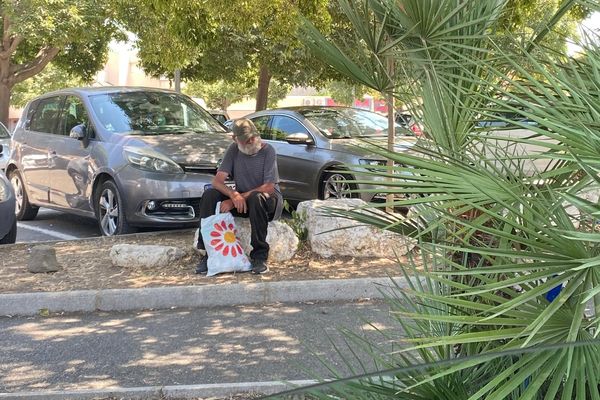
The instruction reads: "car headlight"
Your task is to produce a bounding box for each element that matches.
[123,146,183,174]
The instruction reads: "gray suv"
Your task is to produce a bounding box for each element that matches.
[7,87,232,236]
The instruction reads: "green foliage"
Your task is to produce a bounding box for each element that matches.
[282,201,308,242]
[5,0,120,82]
[183,78,290,111]
[1,0,121,124]
[184,80,255,111]
[318,80,370,106]
[110,0,341,108]
[287,0,600,398]
[11,63,87,108]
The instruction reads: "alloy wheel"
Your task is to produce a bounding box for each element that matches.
[10,174,23,216]
[323,173,352,199]
[98,188,119,236]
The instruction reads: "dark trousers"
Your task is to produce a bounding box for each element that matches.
[197,188,277,261]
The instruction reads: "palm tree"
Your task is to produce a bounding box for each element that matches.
[268,0,600,398]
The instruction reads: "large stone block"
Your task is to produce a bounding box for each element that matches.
[297,199,415,259]
[110,244,186,268]
[193,219,298,262]
[27,245,61,273]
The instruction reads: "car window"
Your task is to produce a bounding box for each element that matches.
[270,116,309,141]
[0,122,9,138]
[58,96,90,136]
[300,108,405,139]
[29,96,63,134]
[89,91,226,135]
[250,116,272,140]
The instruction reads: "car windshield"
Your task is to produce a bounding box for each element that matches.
[299,108,410,139]
[89,91,226,135]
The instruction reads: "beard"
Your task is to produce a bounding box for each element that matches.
[238,138,263,155]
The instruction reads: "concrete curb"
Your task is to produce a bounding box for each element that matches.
[0,379,317,399]
[0,277,407,317]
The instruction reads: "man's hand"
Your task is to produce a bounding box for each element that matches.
[230,191,247,213]
[220,199,235,213]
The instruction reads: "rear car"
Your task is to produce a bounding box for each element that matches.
[7,87,232,236]
[0,172,17,244]
[244,106,416,203]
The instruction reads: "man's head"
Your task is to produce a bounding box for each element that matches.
[232,118,262,155]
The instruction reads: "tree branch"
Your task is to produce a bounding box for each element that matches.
[9,47,60,85]
[0,13,23,60]
[2,12,10,52]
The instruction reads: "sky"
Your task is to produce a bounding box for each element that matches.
[568,11,600,54]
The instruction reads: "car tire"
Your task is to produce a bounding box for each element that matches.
[0,218,17,244]
[9,169,39,221]
[95,180,136,236]
[320,172,356,200]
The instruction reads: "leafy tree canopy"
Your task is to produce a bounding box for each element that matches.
[110,0,341,110]
[11,63,86,108]
[1,0,122,123]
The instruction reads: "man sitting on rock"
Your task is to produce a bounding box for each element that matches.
[195,118,283,275]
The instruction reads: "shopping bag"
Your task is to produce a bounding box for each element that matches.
[200,202,251,276]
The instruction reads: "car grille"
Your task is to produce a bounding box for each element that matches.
[180,164,218,174]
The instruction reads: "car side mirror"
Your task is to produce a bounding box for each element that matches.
[70,124,86,140]
[286,133,314,145]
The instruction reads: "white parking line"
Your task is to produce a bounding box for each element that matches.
[17,223,80,240]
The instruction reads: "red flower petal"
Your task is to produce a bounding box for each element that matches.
[231,246,237,257]
[220,221,227,229]
[210,231,220,237]
[223,246,229,256]
[210,239,221,246]
[236,244,243,254]
[228,223,234,230]
[215,243,224,251]
[214,223,222,231]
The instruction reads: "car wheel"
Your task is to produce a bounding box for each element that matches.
[9,169,39,220]
[0,219,17,244]
[96,180,135,236]
[321,172,356,200]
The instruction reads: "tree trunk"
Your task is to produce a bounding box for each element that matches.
[386,93,395,213]
[0,82,11,127]
[255,64,271,111]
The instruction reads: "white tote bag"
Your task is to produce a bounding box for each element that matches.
[200,202,251,276]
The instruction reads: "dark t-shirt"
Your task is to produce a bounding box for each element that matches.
[218,142,283,220]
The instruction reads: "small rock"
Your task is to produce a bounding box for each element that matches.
[27,245,61,273]
[110,244,186,268]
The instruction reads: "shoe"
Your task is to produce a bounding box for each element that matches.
[195,255,208,275]
[251,259,269,274]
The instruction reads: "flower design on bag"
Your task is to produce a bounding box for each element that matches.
[209,220,243,257]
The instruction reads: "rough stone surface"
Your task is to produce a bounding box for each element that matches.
[110,244,186,268]
[27,245,60,273]
[297,199,415,259]
[193,219,298,262]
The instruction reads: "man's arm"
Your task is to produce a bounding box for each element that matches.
[211,171,247,213]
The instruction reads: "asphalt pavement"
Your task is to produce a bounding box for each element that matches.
[0,300,399,399]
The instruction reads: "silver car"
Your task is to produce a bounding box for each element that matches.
[244,106,416,203]
[0,122,10,170]
[0,172,17,244]
[7,87,232,236]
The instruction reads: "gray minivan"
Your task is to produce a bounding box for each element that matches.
[7,87,232,236]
